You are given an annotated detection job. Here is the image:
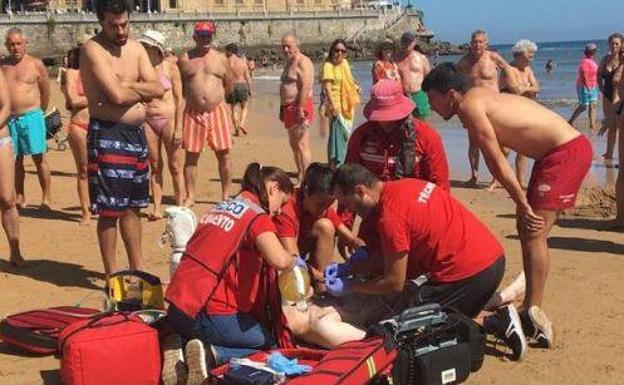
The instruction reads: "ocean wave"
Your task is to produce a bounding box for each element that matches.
[253,75,281,81]
[540,98,577,107]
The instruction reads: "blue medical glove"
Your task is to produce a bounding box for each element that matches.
[347,246,369,266]
[325,277,352,297]
[294,255,307,269]
[324,262,350,280]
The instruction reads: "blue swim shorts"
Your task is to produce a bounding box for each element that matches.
[87,118,149,218]
[577,85,599,106]
[8,108,46,156]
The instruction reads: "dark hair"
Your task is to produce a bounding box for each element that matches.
[375,42,395,60]
[332,163,379,195]
[608,32,624,44]
[225,43,239,55]
[241,163,293,209]
[301,163,335,197]
[422,62,471,94]
[328,39,348,58]
[96,0,130,21]
[68,47,80,69]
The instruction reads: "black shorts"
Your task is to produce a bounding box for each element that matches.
[87,119,149,218]
[415,256,505,318]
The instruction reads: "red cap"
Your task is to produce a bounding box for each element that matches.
[194,21,215,35]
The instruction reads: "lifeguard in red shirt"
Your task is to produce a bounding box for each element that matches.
[326,164,528,361]
[274,163,364,286]
[165,163,303,384]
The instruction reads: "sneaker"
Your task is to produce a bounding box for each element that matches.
[494,305,528,361]
[521,306,554,349]
[161,334,187,385]
[185,339,214,385]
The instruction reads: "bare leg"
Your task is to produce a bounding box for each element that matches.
[32,153,52,208]
[145,125,164,219]
[484,272,526,310]
[588,102,597,133]
[568,104,586,127]
[119,208,144,272]
[605,126,617,159]
[14,155,25,208]
[607,124,624,228]
[602,99,615,159]
[239,101,249,135]
[0,143,23,265]
[518,209,558,310]
[515,153,528,190]
[183,151,200,207]
[287,128,303,180]
[67,127,91,225]
[215,149,233,201]
[230,104,239,136]
[309,218,336,276]
[97,217,118,281]
[162,127,185,206]
[466,136,479,186]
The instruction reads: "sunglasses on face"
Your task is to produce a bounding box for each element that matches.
[194,32,213,38]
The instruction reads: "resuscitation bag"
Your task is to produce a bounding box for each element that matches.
[107,270,165,312]
[278,265,312,311]
[161,206,198,278]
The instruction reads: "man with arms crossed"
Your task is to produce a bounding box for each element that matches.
[1,28,51,209]
[396,31,431,120]
[423,63,592,351]
[280,33,315,182]
[81,0,164,280]
[457,30,512,187]
[225,43,252,137]
[179,22,234,204]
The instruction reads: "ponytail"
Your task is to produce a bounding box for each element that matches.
[241,163,293,209]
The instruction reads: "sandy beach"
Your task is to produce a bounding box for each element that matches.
[0,81,623,385]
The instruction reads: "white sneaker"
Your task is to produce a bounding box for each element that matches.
[185,339,212,385]
[522,306,555,349]
[161,334,187,385]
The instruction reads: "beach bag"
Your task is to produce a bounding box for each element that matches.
[377,304,485,385]
[0,306,101,355]
[44,108,63,139]
[58,312,160,385]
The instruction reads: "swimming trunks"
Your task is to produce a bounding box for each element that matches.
[8,108,47,156]
[576,85,599,106]
[279,99,315,130]
[146,117,170,136]
[527,135,592,211]
[225,82,250,105]
[409,90,431,120]
[87,119,149,218]
[183,102,232,153]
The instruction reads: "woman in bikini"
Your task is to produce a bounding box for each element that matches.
[598,33,623,159]
[63,47,91,225]
[371,41,400,84]
[138,30,185,220]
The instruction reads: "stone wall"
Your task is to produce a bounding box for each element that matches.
[0,9,422,58]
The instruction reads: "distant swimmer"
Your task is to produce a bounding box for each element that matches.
[424,63,593,352]
[457,30,513,187]
[545,59,556,74]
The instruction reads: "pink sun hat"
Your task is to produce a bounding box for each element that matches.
[363,79,415,122]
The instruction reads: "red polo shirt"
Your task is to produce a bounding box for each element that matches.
[362,179,503,283]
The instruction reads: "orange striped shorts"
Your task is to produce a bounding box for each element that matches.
[182,103,233,153]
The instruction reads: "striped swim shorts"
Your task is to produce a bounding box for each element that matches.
[87,118,149,218]
[182,102,233,153]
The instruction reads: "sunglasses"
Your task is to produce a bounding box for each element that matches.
[333,48,346,54]
[194,32,213,38]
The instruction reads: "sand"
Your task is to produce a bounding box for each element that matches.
[1,81,623,385]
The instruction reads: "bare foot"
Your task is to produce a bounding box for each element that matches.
[183,199,195,208]
[485,180,500,192]
[148,212,164,221]
[39,203,52,211]
[232,129,240,137]
[9,254,26,267]
[463,176,478,188]
[601,153,614,160]
[239,125,248,135]
[16,199,27,209]
[79,214,91,226]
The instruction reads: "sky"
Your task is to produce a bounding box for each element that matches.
[410,0,623,45]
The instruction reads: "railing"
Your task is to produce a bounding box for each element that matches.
[0,8,397,23]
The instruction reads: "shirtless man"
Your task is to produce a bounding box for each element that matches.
[0,69,23,266]
[1,28,51,209]
[457,30,512,186]
[80,0,164,280]
[395,31,431,120]
[423,63,593,351]
[279,33,315,182]
[179,22,234,204]
[225,43,252,137]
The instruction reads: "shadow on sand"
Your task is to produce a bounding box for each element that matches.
[505,234,624,254]
[0,259,104,291]
[18,206,82,223]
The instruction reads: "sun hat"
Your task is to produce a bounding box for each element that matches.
[585,43,598,52]
[194,21,215,35]
[363,79,415,122]
[137,30,165,55]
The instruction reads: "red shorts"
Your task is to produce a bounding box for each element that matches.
[183,103,232,153]
[527,135,592,211]
[279,99,315,130]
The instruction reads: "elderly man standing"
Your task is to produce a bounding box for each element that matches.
[179,22,234,205]
[1,28,51,210]
[396,31,431,120]
[81,0,164,280]
[280,33,315,182]
[457,30,512,187]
